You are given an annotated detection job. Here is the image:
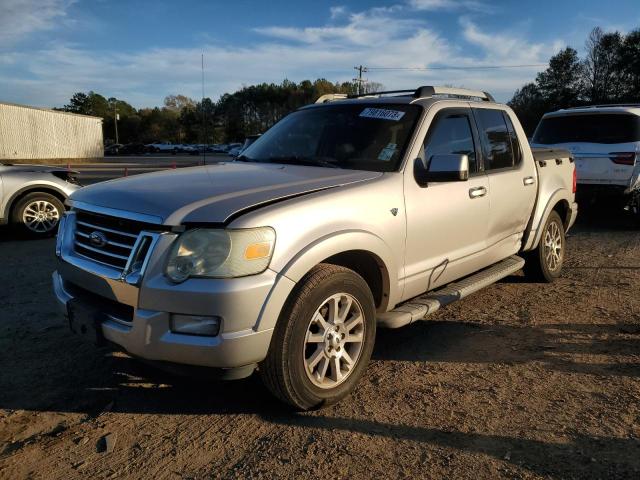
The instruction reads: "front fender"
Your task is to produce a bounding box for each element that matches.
[254,230,399,332]
[2,181,73,222]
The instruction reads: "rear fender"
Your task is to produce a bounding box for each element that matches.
[522,188,572,251]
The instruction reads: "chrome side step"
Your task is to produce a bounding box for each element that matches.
[377,255,525,329]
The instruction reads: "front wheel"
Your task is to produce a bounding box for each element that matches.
[11,192,65,238]
[523,210,565,282]
[260,264,376,410]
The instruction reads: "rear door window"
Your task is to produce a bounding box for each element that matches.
[533,113,640,144]
[473,109,514,171]
[504,114,522,166]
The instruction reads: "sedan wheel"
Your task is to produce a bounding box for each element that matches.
[22,199,60,234]
[12,192,65,238]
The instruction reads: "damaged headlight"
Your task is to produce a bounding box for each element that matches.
[165,227,276,283]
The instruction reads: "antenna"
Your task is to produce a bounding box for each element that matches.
[201,53,206,165]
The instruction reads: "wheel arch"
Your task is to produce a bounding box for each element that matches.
[522,189,572,251]
[255,231,399,332]
[5,184,68,222]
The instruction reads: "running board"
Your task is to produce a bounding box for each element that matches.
[377,255,525,329]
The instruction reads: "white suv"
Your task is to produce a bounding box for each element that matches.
[531,105,640,216]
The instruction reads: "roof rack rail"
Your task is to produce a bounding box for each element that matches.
[315,86,495,104]
[315,93,348,104]
[414,86,495,102]
[564,103,640,109]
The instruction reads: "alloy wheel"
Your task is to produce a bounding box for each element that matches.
[543,220,563,272]
[22,200,60,233]
[303,293,366,389]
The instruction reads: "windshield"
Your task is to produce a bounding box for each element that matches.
[238,103,422,172]
[533,113,640,145]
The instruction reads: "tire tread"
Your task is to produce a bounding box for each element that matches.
[260,263,368,410]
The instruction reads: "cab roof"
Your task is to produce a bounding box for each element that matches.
[307,86,502,110]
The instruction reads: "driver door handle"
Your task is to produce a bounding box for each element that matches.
[469,186,487,199]
[523,176,535,186]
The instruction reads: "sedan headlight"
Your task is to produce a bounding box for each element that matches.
[165,227,275,282]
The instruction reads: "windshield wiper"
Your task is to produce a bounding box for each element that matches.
[267,156,341,169]
[234,155,254,162]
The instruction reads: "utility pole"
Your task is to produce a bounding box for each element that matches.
[201,53,206,165]
[113,103,119,145]
[353,65,368,95]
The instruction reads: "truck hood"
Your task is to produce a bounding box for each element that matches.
[69,162,382,225]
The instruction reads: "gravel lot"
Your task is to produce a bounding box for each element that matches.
[0,205,639,479]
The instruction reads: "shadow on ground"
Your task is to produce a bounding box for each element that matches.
[2,318,638,415]
[264,413,640,478]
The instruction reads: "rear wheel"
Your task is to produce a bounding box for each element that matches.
[523,210,565,282]
[260,264,376,410]
[11,192,65,238]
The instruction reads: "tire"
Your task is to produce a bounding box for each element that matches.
[260,264,376,410]
[11,192,65,238]
[523,210,565,283]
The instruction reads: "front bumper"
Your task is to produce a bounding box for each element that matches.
[53,270,275,374]
[52,209,288,376]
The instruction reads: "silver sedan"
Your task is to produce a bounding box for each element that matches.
[0,163,81,237]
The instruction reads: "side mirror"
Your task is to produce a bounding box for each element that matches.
[414,154,469,187]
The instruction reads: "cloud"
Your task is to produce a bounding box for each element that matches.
[408,0,486,11]
[0,0,75,46]
[330,6,347,19]
[0,4,566,108]
[460,17,553,63]
[255,6,414,46]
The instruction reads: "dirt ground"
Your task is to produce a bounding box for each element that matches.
[0,206,639,479]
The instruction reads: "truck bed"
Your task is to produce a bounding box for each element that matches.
[531,147,573,163]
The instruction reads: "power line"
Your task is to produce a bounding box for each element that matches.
[366,64,547,71]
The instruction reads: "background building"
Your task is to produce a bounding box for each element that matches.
[0,102,103,162]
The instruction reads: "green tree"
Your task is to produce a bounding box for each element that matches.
[536,47,585,110]
[510,27,640,132]
[508,82,546,136]
[618,29,640,101]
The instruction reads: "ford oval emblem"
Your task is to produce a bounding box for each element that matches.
[89,231,108,248]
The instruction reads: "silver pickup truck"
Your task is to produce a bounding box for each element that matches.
[53,86,577,410]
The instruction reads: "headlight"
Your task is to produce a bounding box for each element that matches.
[55,214,68,257]
[165,227,275,282]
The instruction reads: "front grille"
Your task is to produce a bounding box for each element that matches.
[73,210,160,270]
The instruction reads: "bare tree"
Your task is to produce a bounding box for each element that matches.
[363,81,385,94]
[584,27,623,103]
[164,94,196,111]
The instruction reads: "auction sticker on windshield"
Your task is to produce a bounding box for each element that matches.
[360,108,406,121]
[378,143,398,161]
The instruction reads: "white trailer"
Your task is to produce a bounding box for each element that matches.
[0,102,103,162]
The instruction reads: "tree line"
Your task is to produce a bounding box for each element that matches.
[509,27,640,134]
[58,79,381,145]
[58,26,639,144]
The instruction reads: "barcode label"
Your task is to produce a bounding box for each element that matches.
[359,108,406,121]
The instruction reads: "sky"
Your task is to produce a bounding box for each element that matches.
[1,0,639,109]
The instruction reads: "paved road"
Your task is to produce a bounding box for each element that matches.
[70,154,231,185]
